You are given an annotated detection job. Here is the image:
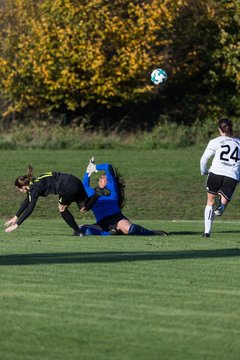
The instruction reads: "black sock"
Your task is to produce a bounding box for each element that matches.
[128,224,155,236]
[60,209,79,232]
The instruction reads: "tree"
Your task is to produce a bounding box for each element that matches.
[166,0,240,123]
[0,0,177,118]
[0,0,239,127]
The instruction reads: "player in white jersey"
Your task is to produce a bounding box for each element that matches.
[200,118,240,237]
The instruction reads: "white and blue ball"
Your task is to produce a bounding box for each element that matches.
[151,68,167,85]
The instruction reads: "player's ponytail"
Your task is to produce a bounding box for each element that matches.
[218,117,233,136]
[15,164,34,188]
[26,165,34,181]
[113,166,126,209]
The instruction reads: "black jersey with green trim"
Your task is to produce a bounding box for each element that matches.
[29,172,80,199]
[16,172,87,226]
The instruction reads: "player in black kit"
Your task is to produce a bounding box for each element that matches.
[4,165,99,235]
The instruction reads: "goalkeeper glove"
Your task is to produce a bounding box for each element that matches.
[94,186,111,196]
[87,156,98,177]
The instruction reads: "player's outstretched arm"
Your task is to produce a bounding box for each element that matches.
[4,215,18,227]
[96,164,118,198]
[5,197,38,233]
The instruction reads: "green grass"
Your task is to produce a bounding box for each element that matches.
[1,148,240,220]
[1,219,240,360]
[1,149,240,359]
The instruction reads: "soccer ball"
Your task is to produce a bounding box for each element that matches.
[151,68,167,85]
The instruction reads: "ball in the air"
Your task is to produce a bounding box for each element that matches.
[151,68,167,85]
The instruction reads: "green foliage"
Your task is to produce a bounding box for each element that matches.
[0,122,131,149]
[167,0,240,122]
[136,121,206,149]
[0,118,239,150]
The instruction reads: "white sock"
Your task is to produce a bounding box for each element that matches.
[204,205,214,234]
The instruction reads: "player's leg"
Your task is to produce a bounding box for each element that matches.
[79,224,112,236]
[117,219,168,236]
[115,219,131,234]
[203,173,223,237]
[214,177,237,216]
[58,202,83,235]
[59,177,99,235]
[203,193,216,237]
[128,224,167,236]
[214,195,228,216]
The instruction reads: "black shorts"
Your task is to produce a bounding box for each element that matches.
[206,173,237,201]
[96,213,129,232]
[59,176,87,206]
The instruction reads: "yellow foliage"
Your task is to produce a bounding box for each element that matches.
[0,0,180,114]
[3,0,238,119]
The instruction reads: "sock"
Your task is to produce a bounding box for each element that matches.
[60,209,80,232]
[204,205,214,234]
[128,224,155,236]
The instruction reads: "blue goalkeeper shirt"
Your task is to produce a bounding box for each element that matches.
[82,164,121,222]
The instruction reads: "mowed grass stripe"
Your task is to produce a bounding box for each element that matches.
[1,148,240,360]
[1,148,240,220]
[1,219,240,359]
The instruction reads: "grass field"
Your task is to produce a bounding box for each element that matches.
[1,149,240,360]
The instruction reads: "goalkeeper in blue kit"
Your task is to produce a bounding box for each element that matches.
[79,157,168,236]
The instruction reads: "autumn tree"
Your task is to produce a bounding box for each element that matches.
[0,0,177,119]
[0,0,239,127]
[166,0,240,123]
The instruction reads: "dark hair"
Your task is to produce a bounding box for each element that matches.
[15,165,34,188]
[112,166,126,209]
[218,117,233,136]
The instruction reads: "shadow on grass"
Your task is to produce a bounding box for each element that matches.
[217,230,240,234]
[168,230,240,236]
[168,231,202,235]
[0,248,240,266]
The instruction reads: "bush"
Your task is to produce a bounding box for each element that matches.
[1,117,239,150]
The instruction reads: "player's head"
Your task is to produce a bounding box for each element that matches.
[15,165,34,191]
[97,165,126,209]
[98,173,107,188]
[218,117,233,136]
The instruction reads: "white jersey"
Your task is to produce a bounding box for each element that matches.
[200,135,240,181]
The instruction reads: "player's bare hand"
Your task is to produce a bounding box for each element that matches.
[5,224,18,233]
[5,216,18,227]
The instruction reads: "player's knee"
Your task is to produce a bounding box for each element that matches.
[58,204,67,213]
[117,220,131,234]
